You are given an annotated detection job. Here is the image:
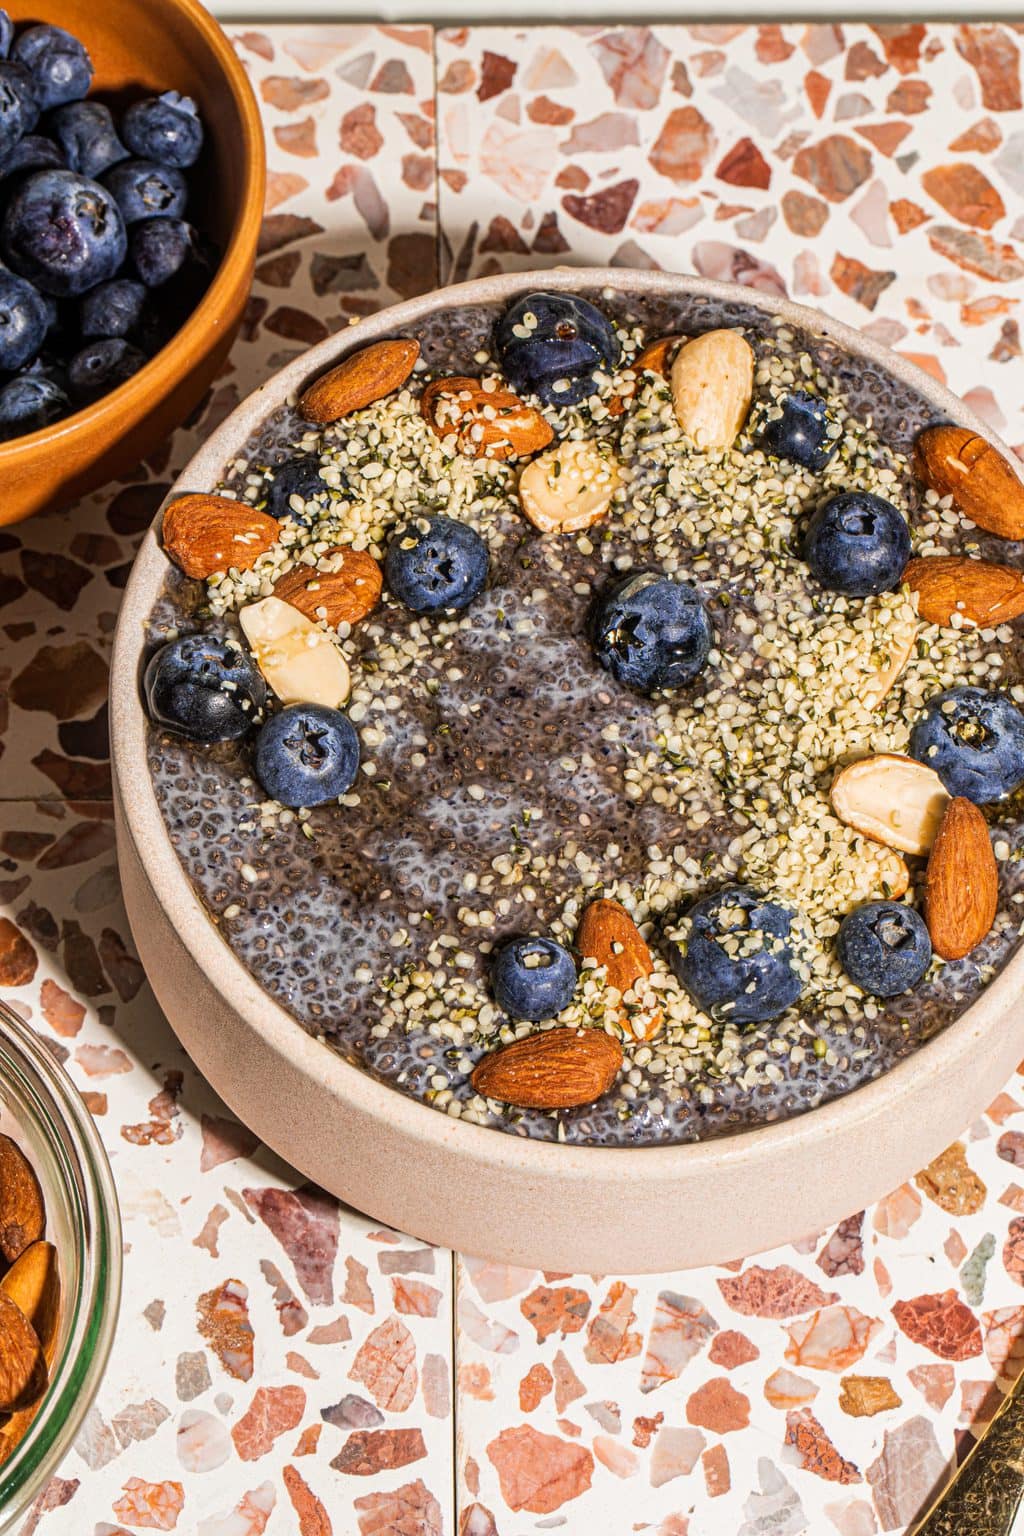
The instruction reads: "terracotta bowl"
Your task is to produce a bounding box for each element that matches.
[110,268,1024,1273]
[0,0,264,527]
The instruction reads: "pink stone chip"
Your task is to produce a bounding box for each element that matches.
[231,1386,306,1462]
[349,1316,418,1412]
[718,1265,839,1318]
[112,1479,185,1531]
[639,1292,718,1392]
[486,1425,594,1513]
[784,1306,883,1372]
[892,1291,983,1360]
[197,1279,254,1382]
[685,1377,750,1433]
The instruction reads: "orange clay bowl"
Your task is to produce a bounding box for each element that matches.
[0,0,264,526]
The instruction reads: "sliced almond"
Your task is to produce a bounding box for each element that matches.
[0,1292,46,1412]
[608,334,683,416]
[238,596,350,709]
[162,495,279,581]
[858,622,919,710]
[421,376,553,461]
[670,329,754,451]
[914,424,1024,541]
[517,439,622,534]
[1,1241,58,1358]
[273,548,382,629]
[925,797,999,961]
[0,1135,45,1265]
[905,555,1024,629]
[300,338,419,424]
[830,754,950,856]
[471,1027,623,1110]
[577,898,662,1042]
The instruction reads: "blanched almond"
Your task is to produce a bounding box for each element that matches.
[471,1028,623,1110]
[925,796,998,961]
[858,622,918,710]
[831,753,950,856]
[300,338,419,423]
[517,439,622,534]
[670,329,754,450]
[239,596,350,709]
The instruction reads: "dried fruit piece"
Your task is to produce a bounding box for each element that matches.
[576,898,662,1041]
[0,1292,46,1412]
[161,494,278,580]
[830,754,950,856]
[905,556,1024,629]
[608,334,683,415]
[238,596,351,709]
[273,547,382,629]
[0,1134,45,1264]
[517,440,622,534]
[421,376,553,461]
[299,338,419,424]
[1,1241,59,1358]
[670,329,754,450]
[914,425,1024,541]
[858,622,918,710]
[925,796,999,961]
[471,1028,623,1110]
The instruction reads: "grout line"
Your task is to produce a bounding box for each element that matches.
[450,1247,460,1531]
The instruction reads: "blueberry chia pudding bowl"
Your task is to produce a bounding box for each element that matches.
[136,277,1024,1155]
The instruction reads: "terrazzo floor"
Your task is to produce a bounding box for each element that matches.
[2,20,1024,1536]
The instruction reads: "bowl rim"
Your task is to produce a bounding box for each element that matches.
[0,0,265,463]
[111,264,1024,1182]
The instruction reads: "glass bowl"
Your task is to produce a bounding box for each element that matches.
[0,999,121,1531]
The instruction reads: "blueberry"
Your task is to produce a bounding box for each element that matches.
[129,215,197,287]
[837,901,932,997]
[490,936,577,1022]
[50,101,127,179]
[68,337,146,403]
[0,11,12,59]
[104,158,186,224]
[0,133,64,181]
[265,452,335,522]
[590,570,712,694]
[910,686,1024,803]
[12,25,92,111]
[254,704,360,808]
[0,267,48,369]
[669,885,806,1026]
[2,169,126,296]
[762,391,839,473]
[122,91,203,169]
[143,633,266,745]
[0,372,68,438]
[0,61,38,157]
[385,514,488,613]
[496,291,620,407]
[79,277,148,340]
[802,490,911,597]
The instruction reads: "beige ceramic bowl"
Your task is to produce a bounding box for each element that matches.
[110,269,1024,1273]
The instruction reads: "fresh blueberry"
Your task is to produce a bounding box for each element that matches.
[590,570,712,694]
[254,703,360,808]
[0,61,38,157]
[837,901,932,997]
[0,132,64,181]
[802,490,910,596]
[79,277,148,340]
[0,267,48,369]
[129,215,197,287]
[0,11,12,59]
[265,452,335,522]
[122,91,203,169]
[490,936,577,1022]
[496,291,620,407]
[762,391,839,473]
[910,686,1024,803]
[385,514,488,613]
[103,158,186,223]
[0,372,68,437]
[669,884,806,1026]
[67,337,146,403]
[2,169,126,296]
[50,101,127,179]
[12,25,92,111]
[143,633,266,745]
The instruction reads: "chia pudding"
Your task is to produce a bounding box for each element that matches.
[142,284,1024,1148]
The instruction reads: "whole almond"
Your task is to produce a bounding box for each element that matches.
[577,898,663,1042]
[608,334,683,416]
[670,329,754,451]
[471,1028,623,1110]
[0,1135,45,1265]
[162,495,278,580]
[1,1241,58,1357]
[914,425,1024,540]
[421,376,553,460]
[0,1292,46,1412]
[830,753,949,856]
[925,796,998,960]
[273,547,382,628]
[517,440,621,533]
[300,338,419,424]
[905,555,1024,629]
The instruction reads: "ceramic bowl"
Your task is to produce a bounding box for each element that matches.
[0,0,265,527]
[110,268,1024,1273]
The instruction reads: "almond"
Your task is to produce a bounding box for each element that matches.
[162,494,278,580]
[914,424,1024,540]
[238,596,351,709]
[1,1241,58,1358]
[858,622,919,710]
[421,376,553,461]
[300,338,419,424]
[577,898,663,1042]
[470,1027,623,1110]
[670,329,754,451]
[830,753,950,856]
[273,547,382,629]
[905,555,1024,629]
[0,1292,46,1412]
[517,439,622,534]
[608,334,683,416]
[925,796,998,960]
[0,1134,45,1265]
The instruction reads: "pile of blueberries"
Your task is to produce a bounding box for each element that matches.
[0,11,211,440]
